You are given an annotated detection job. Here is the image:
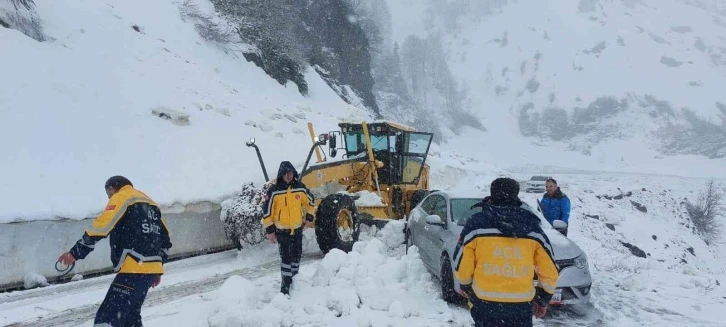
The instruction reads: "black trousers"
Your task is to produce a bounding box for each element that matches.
[276,228,303,290]
[94,273,159,327]
[470,299,533,327]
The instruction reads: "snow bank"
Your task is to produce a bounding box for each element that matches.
[366,220,406,249]
[338,190,385,206]
[207,222,470,326]
[0,202,232,289]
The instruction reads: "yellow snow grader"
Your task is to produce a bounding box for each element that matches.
[223,120,434,254]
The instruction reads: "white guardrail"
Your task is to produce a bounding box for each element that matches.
[0,201,234,292]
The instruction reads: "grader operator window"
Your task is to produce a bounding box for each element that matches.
[339,123,433,185]
[344,132,392,155]
[346,133,432,184]
[401,132,433,184]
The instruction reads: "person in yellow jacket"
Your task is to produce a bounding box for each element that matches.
[58,176,172,327]
[262,161,315,295]
[453,177,559,327]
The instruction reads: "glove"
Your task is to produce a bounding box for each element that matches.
[58,252,77,266]
[533,301,547,318]
[152,275,161,288]
[459,284,476,300]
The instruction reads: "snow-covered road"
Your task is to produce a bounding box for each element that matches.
[2,172,726,327]
[1,227,605,327]
[0,247,324,327]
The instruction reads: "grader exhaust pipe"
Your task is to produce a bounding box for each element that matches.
[245,138,269,182]
[245,136,327,183]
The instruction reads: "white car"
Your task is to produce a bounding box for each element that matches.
[525,175,549,193]
[404,191,592,307]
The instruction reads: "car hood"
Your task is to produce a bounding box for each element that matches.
[543,229,584,260]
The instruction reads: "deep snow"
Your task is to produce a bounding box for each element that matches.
[2,173,726,327]
[384,0,726,177]
[0,0,370,223]
[3,0,725,225]
[2,0,726,325]
[146,174,726,327]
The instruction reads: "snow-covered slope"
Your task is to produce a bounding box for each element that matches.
[385,0,726,177]
[0,0,370,222]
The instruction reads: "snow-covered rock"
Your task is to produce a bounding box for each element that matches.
[23,272,48,289]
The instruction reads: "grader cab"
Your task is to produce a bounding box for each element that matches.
[223,120,434,254]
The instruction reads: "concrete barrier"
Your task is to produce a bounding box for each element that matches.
[0,201,233,291]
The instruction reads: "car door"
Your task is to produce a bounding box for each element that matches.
[409,195,438,266]
[420,195,448,275]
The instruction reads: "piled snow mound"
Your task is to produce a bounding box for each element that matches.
[233,228,321,266]
[338,190,385,206]
[362,220,406,250]
[208,222,471,326]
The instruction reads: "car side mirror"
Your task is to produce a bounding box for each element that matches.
[425,214,444,225]
[552,220,568,229]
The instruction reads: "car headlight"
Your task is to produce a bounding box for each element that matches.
[573,254,588,269]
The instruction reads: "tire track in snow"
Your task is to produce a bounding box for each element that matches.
[5,252,324,327]
[0,250,240,305]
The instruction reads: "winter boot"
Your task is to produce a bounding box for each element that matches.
[280,278,291,295]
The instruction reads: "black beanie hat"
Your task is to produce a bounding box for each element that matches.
[105,175,133,190]
[490,177,520,205]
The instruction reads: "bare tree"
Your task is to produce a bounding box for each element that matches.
[685,179,724,243]
[9,0,35,10]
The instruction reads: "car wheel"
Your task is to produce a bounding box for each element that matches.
[440,255,464,304]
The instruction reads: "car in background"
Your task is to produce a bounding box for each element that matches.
[404,191,592,307]
[525,175,549,193]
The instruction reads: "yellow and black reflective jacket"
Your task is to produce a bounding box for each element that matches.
[262,161,315,235]
[70,185,172,274]
[453,198,559,304]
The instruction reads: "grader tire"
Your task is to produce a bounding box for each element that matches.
[315,194,359,254]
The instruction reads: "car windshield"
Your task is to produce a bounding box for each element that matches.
[531,176,548,181]
[450,197,553,230]
[450,199,482,226]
